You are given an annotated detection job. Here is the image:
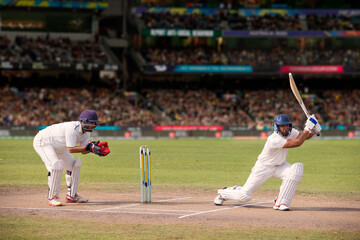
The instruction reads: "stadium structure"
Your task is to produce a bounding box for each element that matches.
[0,0,359,139]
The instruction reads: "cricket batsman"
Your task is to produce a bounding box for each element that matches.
[33,110,110,206]
[214,114,321,211]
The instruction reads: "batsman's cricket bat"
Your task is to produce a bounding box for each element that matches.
[289,73,320,136]
[289,73,310,118]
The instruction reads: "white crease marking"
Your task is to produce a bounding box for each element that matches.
[178,201,273,219]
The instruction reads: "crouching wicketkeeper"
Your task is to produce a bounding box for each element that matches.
[33,110,110,206]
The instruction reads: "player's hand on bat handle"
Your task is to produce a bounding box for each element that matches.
[309,114,321,136]
[304,116,318,133]
[312,122,322,136]
[310,114,318,122]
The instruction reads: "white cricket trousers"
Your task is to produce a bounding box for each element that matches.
[33,132,76,172]
[241,160,292,195]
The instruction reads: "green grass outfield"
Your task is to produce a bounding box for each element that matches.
[0,138,359,239]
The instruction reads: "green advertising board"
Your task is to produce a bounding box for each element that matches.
[142,28,222,37]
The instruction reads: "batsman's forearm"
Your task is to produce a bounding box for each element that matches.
[306,132,314,140]
[300,130,312,142]
[284,131,311,148]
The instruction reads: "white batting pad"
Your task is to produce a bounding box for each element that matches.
[66,157,81,197]
[48,160,64,200]
[275,163,304,207]
[218,186,252,203]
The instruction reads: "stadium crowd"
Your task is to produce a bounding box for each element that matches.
[139,10,360,31]
[0,35,110,64]
[1,5,359,131]
[141,11,222,30]
[0,86,159,127]
[1,85,358,130]
[306,13,360,30]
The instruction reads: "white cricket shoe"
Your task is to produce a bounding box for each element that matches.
[48,196,62,206]
[214,186,240,205]
[214,194,225,206]
[65,194,89,203]
[273,204,290,211]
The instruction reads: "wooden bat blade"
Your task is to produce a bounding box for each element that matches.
[289,73,320,136]
[289,73,303,104]
[289,73,310,118]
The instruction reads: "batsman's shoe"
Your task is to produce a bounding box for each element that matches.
[48,196,62,206]
[65,194,89,203]
[273,204,290,211]
[214,194,225,206]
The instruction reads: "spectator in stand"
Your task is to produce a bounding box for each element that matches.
[0,36,110,65]
[139,9,359,31]
[141,89,253,127]
[306,13,360,30]
[0,86,159,127]
[322,90,360,130]
[0,86,358,130]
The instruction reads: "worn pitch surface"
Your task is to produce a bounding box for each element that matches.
[1,187,359,231]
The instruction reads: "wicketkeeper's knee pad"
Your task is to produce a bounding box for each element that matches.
[218,186,252,203]
[65,157,81,197]
[48,160,64,199]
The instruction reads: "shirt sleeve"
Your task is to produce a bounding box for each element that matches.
[267,135,287,149]
[268,129,299,149]
[289,128,300,139]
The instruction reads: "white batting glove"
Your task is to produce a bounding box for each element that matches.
[312,122,322,135]
[304,115,317,132]
[310,114,318,122]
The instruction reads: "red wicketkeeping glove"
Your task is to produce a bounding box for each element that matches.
[98,141,110,156]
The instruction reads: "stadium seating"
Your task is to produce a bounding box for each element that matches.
[0,35,111,64]
[1,85,358,130]
[1,3,359,133]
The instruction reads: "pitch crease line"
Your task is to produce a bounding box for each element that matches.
[178,201,273,219]
[157,197,192,202]
[95,196,192,211]
[0,207,183,216]
[125,208,198,213]
[95,203,142,211]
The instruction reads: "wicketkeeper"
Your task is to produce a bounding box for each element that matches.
[214,114,321,211]
[33,110,110,206]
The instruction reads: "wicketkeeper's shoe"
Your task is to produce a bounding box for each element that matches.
[214,194,225,206]
[65,194,89,203]
[273,204,290,211]
[48,196,62,206]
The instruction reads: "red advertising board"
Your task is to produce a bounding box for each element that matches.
[154,125,224,131]
[279,65,344,73]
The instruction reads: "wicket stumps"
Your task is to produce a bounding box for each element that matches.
[139,145,151,203]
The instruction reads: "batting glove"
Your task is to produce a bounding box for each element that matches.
[304,116,317,132]
[312,122,322,135]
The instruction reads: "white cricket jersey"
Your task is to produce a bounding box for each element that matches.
[37,121,90,150]
[257,129,299,166]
